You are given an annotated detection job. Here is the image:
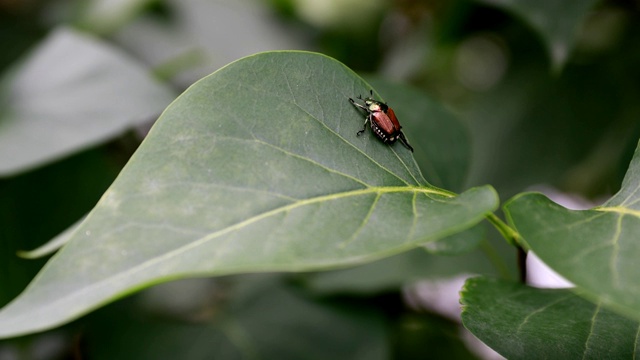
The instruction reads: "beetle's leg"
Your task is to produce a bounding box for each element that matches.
[350,97,371,136]
[357,116,369,136]
[398,131,414,152]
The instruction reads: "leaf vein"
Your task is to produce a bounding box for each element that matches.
[291,102,413,186]
[582,302,601,360]
[408,192,418,241]
[337,192,381,249]
[253,139,372,188]
[633,323,640,360]
[620,181,640,208]
[125,181,301,203]
[596,206,640,218]
[516,294,573,333]
[610,214,623,289]
[390,145,422,185]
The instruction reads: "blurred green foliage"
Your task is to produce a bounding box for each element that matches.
[1,0,639,358]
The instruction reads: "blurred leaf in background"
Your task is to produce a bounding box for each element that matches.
[477,0,600,69]
[85,275,389,360]
[0,148,120,308]
[0,27,175,176]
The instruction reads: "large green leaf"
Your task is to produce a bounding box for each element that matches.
[461,277,640,359]
[0,27,175,176]
[504,140,640,321]
[0,51,498,338]
[477,0,598,68]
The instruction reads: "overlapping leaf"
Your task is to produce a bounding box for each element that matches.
[505,140,640,321]
[461,277,640,359]
[0,27,174,176]
[0,51,497,338]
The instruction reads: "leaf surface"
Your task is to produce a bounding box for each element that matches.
[0,51,498,338]
[461,277,640,359]
[504,140,640,320]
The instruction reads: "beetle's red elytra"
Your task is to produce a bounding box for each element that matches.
[348,90,414,152]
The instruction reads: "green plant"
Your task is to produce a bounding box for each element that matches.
[2,0,640,358]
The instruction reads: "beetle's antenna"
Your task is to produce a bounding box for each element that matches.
[349,97,371,113]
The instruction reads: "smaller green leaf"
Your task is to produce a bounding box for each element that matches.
[504,139,640,321]
[478,0,598,69]
[0,27,175,176]
[461,277,640,359]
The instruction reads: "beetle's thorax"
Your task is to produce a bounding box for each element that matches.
[365,99,384,112]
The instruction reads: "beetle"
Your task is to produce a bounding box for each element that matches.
[348,90,414,152]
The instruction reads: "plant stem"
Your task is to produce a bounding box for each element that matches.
[485,213,528,283]
[485,213,520,247]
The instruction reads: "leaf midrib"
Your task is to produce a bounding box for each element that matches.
[0,185,450,334]
[595,206,640,218]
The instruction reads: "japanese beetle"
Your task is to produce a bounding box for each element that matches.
[349,90,414,152]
